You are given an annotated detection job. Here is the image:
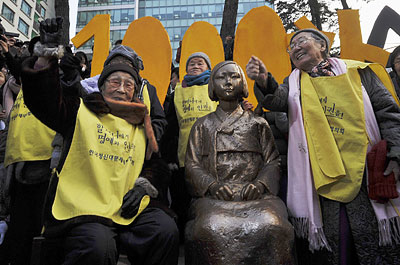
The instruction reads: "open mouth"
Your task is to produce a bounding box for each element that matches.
[296,52,305,60]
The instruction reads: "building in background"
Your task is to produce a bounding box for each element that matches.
[76,0,138,52]
[0,0,55,41]
[75,0,272,59]
[139,0,271,60]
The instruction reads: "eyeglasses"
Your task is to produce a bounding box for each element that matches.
[105,77,135,91]
[286,37,313,53]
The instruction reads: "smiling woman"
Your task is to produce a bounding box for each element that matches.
[287,29,329,73]
[246,28,400,264]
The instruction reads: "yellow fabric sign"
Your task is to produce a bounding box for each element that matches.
[174,83,218,167]
[179,21,225,84]
[53,87,151,225]
[71,14,110,77]
[123,17,172,106]
[4,90,56,167]
[301,63,369,203]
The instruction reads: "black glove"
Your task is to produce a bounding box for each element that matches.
[121,186,147,219]
[60,53,81,81]
[40,17,63,47]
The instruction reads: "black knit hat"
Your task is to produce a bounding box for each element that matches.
[98,63,140,89]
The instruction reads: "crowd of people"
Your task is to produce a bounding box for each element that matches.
[0,16,399,265]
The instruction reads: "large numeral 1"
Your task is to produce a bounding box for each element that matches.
[71,14,110,77]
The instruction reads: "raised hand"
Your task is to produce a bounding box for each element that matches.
[40,17,63,47]
[246,55,268,88]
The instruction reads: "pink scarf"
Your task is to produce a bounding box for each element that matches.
[287,58,400,251]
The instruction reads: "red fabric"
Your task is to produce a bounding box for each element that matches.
[367,140,398,203]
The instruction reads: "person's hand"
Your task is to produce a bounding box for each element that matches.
[40,17,63,47]
[241,182,265,201]
[60,53,81,72]
[242,100,254,111]
[0,221,8,245]
[384,160,400,182]
[121,186,147,219]
[209,182,234,201]
[59,53,81,81]
[0,36,9,53]
[246,56,268,88]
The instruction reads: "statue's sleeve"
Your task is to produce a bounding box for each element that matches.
[185,121,216,197]
[255,120,281,196]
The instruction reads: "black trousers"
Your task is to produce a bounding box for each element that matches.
[8,180,49,265]
[169,167,191,242]
[63,207,179,265]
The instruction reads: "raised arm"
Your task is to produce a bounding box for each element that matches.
[247,55,289,112]
[21,55,81,135]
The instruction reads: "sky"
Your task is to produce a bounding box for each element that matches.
[68,0,400,51]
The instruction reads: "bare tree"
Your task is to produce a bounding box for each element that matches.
[220,0,239,41]
[273,0,373,32]
[273,0,336,32]
[340,0,350,9]
[54,1,70,45]
[308,0,323,30]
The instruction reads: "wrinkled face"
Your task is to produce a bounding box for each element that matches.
[394,54,400,76]
[213,64,243,101]
[187,57,208,76]
[102,71,136,102]
[289,32,326,72]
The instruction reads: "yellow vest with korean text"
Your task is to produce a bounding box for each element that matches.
[52,87,151,225]
[174,83,218,167]
[4,90,56,167]
[301,60,391,202]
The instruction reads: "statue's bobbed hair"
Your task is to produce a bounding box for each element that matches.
[208,61,248,102]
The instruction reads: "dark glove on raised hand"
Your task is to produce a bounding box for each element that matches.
[121,185,147,219]
[40,17,63,47]
[60,53,81,81]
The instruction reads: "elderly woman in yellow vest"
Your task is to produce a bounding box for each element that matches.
[246,28,400,264]
[185,61,295,264]
[161,52,218,241]
[18,18,179,265]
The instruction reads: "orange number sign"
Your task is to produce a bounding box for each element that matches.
[72,6,392,105]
